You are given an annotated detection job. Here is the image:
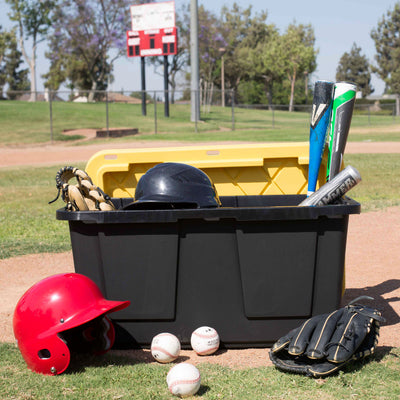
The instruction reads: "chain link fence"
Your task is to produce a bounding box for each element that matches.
[2,89,399,143]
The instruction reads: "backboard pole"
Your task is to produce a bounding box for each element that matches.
[141,56,147,116]
[164,55,170,117]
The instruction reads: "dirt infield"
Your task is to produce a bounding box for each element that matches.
[0,140,399,369]
[1,140,400,167]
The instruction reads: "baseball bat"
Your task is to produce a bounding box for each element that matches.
[326,82,357,181]
[307,80,334,196]
[299,165,361,207]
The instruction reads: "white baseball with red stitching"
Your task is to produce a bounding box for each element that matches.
[190,326,220,355]
[167,363,201,397]
[151,333,181,363]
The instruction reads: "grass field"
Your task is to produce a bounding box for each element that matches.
[1,100,400,145]
[0,344,399,399]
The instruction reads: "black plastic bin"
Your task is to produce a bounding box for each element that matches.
[56,195,360,348]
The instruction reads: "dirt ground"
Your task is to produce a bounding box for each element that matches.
[0,139,399,369]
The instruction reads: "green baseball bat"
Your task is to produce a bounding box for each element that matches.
[326,82,357,181]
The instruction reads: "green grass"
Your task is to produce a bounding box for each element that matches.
[0,154,399,259]
[0,164,86,259]
[1,100,400,145]
[345,154,400,211]
[1,343,399,399]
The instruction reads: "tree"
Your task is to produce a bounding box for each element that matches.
[4,28,30,99]
[371,3,400,95]
[272,74,311,105]
[280,23,317,111]
[44,0,131,101]
[220,4,270,96]
[0,26,12,97]
[236,80,267,104]
[6,0,54,101]
[247,25,285,107]
[336,43,373,97]
[0,26,29,99]
[196,5,227,104]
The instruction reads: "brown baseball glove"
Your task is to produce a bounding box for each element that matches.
[49,166,115,211]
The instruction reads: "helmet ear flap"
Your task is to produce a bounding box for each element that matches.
[18,334,71,375]
[92,316,115,355]
[59,315,115,355]
[20,316,116,375]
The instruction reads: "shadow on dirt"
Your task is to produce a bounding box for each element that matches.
[342,279,400,326]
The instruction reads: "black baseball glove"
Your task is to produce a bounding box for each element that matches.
[269,296,385,378]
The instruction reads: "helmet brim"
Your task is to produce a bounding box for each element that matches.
[48,299,130,335]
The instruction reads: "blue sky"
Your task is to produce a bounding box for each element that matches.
[0,0,398,95]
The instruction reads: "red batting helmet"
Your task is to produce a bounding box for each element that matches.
[13,273,130,375]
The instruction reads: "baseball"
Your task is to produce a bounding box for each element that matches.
[167,363,201,398]
[190,326,220,355]
[151,333,181,363]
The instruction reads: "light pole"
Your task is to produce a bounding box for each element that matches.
[304,70,309,105]
[219,47,226,107]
